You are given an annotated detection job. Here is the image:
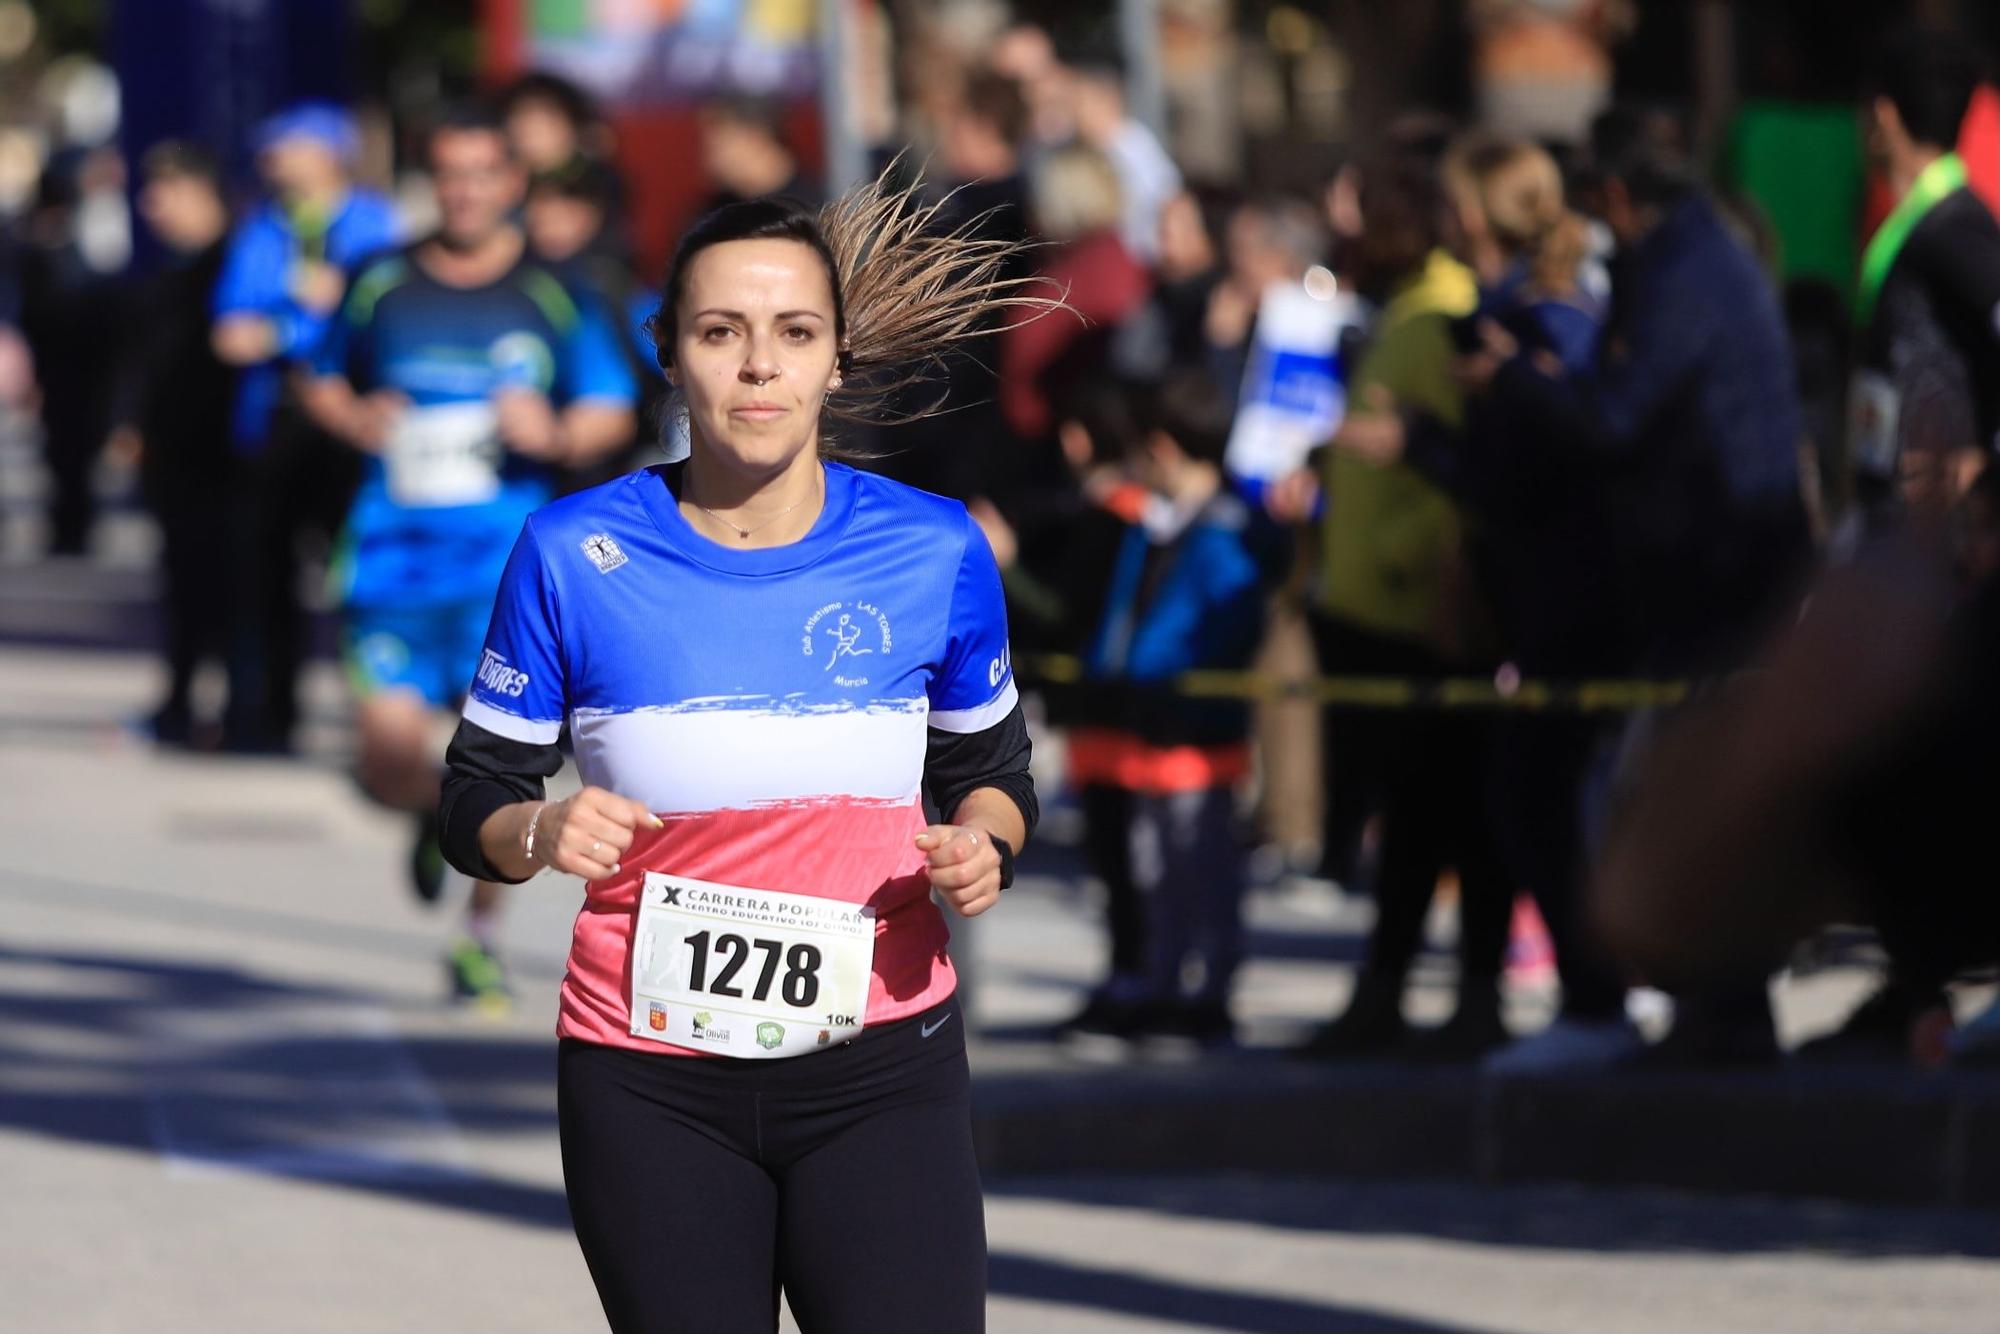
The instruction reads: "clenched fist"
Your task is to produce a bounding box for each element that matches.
[531,786,663,881]
[917,825,1003,918]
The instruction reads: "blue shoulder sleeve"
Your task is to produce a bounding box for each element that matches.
[338,193,403,265]
[462,520,569,743]
[928,510,1017,733]
[556,287,640,406]
[212,212,284,318]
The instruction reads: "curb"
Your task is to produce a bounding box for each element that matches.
[971,1054,2000,1206]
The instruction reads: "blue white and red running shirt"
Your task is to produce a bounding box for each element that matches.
[464,461,1017,1052]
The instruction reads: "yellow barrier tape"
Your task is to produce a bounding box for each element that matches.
[1018,654,1697,714]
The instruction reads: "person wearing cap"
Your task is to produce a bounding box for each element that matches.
[211,102,401,754]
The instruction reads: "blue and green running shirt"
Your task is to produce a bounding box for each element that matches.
[312,244,637,609]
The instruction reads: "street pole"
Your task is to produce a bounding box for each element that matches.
[1119,0,1167,139]
[817,0,870,193]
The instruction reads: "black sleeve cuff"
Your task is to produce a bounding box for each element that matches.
[924,700,1038,841]
[440,717,565,884]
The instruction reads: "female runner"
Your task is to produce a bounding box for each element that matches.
[438,174,1054,1333]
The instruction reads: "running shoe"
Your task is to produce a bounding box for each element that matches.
[410,814,447,906]
[448,937,512,1016]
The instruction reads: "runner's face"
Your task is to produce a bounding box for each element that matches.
[673,238,840,475]
[431,130,523,249]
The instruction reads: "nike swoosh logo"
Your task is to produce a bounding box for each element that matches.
[921,1012,954,1039]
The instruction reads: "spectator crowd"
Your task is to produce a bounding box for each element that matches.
[4,15,2000,1072]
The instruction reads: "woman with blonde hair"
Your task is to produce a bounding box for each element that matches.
[1441,132,1605,371]
[439,171,1057,1331]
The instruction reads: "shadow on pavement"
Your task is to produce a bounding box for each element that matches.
[986,1175,2000,1262]
[0,943,574,1232]
[988,1252,1466,1333]
[0,865,569,982]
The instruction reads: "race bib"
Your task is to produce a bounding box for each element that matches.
[630,873,876,1058]
[385,402,503,508]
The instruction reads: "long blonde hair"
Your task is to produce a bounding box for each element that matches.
[1443,133,1588,298]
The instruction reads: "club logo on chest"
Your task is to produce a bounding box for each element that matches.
[800,600,892,689]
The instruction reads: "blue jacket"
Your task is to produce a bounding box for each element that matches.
[1485,194,1810,671]
[212,189,400,448]
[1084,489,1271,747]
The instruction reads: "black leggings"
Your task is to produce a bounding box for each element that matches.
[558,999,985,1334]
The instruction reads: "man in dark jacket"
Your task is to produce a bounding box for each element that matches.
[1453,107,1810,1071]
[1797,30,2000,1060]
[1851,29,2000,523]
[113,144,239,744]
[1480,108,1811,678]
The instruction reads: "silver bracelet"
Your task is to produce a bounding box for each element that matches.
[521,801,551,868]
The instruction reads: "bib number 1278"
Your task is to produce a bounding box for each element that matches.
[631,872,874,1058]
[683,930,821,1009]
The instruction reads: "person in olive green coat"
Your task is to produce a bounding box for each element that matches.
[1299,156,1513,1059]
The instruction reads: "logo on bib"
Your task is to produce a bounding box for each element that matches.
[647,1002,667,1032]
[581,533,629,573]
[817,1029,831,1046]
[756,1022,785,1050]
[690,1010,732,1044]
[800,600,892,688]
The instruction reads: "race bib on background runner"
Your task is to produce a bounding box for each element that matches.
[385,402,503,507]
[630,873,876,1058]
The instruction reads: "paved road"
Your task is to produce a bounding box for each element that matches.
[5,641,2000,1332]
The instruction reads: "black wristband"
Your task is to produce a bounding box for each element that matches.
[988,834,1015,890]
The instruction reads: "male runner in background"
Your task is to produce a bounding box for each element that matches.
[304,107,637,1007]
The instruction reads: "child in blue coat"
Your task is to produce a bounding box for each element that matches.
[1069,372,1280,1048]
